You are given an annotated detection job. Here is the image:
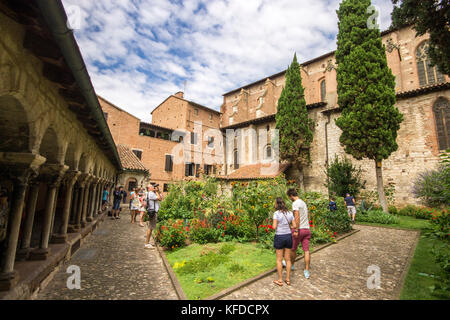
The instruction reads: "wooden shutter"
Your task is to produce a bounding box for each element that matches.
[195,164,200,177]
[185,163,190,176]
[165,155,173,172]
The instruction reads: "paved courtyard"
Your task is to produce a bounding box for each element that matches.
[222,225,419,300]
[37,208,178,300]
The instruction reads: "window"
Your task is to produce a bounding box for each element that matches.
[194,108,199,116]
[191,132,197,145]
[156,132,162,139]
[195,164,200,178]
[185,163,195,177]
[204,164,213,175]
[163,184,169,192]
[165,155,173,172]
[416,41,445,87]
[433,98,450,150]
[207,136,214,148]
[132,149,142,160]
[103,112,108,121]
[320,79,326,102]
[209,113,213,121]
[128,180,137,192]
[266,125,270,132]
[264,145,272,159]
[233,149,239,170]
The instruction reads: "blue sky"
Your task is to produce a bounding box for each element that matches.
[61,0,394,122]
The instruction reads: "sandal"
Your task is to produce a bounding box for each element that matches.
[285,280,291,286]
[273,280,283,287]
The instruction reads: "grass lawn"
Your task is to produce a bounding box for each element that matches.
[357,215,449,300]
[165,242,276,300]
[356,215,432,230]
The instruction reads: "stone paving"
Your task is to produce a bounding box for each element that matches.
[36,208,178,300]
[222,225,419,300]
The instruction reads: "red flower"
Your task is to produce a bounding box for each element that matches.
[222,233,225,237]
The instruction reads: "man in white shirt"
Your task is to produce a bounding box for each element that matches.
[144,184,162,249]
[287,188,312,279]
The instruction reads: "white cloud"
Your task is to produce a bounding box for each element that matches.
[62,0,394,122]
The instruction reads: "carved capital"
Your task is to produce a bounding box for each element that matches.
[77,173,92,188]
[63,170,81,188]
[0,152,46,185]
[37,164,69,187]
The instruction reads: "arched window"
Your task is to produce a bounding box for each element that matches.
[320,79,326,102]
[233,149,239,170]
[416,41,445,87]
[264,145,272,160]
[433,98,450,150]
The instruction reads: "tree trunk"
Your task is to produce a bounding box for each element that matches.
[290,164,305,191]
[375,160,388,213]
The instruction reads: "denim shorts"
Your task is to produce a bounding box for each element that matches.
[113,200,121,210]
[274,233,293,250]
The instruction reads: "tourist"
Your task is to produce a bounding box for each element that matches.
[129,187,140,224]
[328,197,338,212]
[287,188,311,279]
[112,186,124,219]
[101,187,109,211]
[144,184,162,249]
[138,188,146,227]
[272,197,296,286]
[344,193,356,224]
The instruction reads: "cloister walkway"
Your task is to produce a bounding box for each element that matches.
[37,214,419,300]
[37,208,178,300]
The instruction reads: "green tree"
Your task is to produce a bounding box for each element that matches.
[390,0,450,75]
[325,155,366,198]
[275,54,314,190]
[335,0,404,212]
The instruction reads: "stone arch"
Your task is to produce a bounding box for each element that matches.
[39,126,61,164]
[0,95,30,153]
[64,141,77,170]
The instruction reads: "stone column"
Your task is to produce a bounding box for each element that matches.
[87,178,98,222]
[67,185,80,233]
[30,164,68,260]
[52,171,80,243]
[81,174,93,228]
[16,180,40,261]
[0,152,45,291]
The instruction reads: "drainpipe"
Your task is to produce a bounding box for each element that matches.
[325,112,331,198]
[36,0,122,170]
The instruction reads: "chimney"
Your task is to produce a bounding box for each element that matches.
[174,91,184,99]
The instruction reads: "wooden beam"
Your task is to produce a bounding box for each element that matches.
[43,63,75,87]
[23,31,62,65]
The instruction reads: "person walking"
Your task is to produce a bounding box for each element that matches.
[287,188,312,279]
[112,186,124,219]
[138,188,146,227]
[344,193,357,224]
[328,196,338,212]
[144,184,162,249]
[129,188,140,224]
[272,197,297,286]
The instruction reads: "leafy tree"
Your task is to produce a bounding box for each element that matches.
[275,54,314,190]
[390,0,450,75]
[335,0,404,212]
[325,155,366,198]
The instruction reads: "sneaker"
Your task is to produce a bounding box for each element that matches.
[144,244,154,249]
[304,269,311,279]
[282,260,286,268]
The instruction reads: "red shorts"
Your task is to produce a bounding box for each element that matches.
[292,228,311,252]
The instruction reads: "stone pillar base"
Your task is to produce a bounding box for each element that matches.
[15,248,31,261]
[50,234,67,244]
[0,271,18,291]
[28,248,50,261]
[81,221,87,228]
[67,224,81,233]
[86,216,93,222]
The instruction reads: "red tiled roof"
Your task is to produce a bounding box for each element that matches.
[117,144,148,172]
[218,162,291,180]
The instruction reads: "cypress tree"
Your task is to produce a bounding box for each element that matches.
[335,0,404,212]
[275,53,314,190]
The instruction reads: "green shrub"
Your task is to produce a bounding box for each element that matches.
[427,209,449,241]
[219,243,236,255]
[431,243,450,296]
[155,219,188,250]
[412,165,450,208]
[388,205,398,215]
[324,207,352,234]
[324,155,366,197]
[356,210,400,224]
[228,262,245,273]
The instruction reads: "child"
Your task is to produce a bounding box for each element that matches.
[328,197,337,212]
